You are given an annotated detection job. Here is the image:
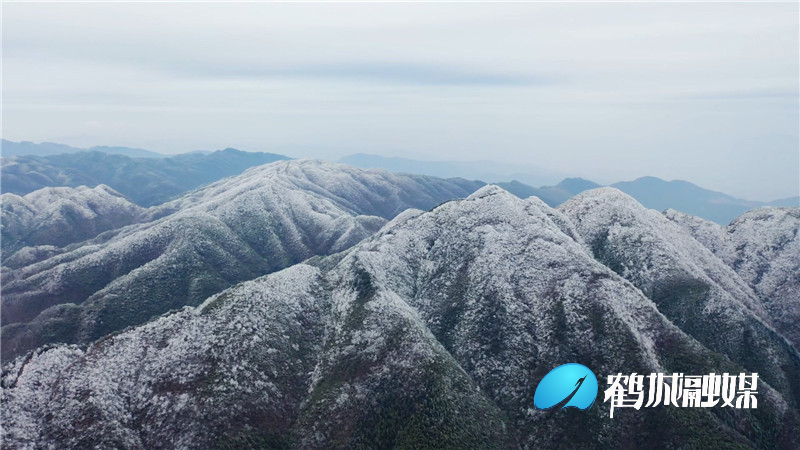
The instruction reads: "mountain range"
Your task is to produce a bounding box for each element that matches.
[2,176,798,448]
[339,153,568,186]
[1,139,164,158]
[3,142,796,226]
[1,161,483,362]
[494,176,799,225]
[355,159,798,225]
[2,145,799,447]
[339,154,799,224]
[1,148,290,206]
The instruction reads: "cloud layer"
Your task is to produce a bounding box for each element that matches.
[3,2,798,200]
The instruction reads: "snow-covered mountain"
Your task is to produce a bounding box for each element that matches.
[1,185,144,260]
[0,160,484,362]
[1,148,290,206]
[666,207,800,350]
[560,189,800,411]
[3,186,798,448]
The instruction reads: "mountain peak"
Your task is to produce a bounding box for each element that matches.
[466,184,511,200]
[731,205,800,224]
[1,184,145,260]
[555,177,601,193]
[566,186,641,209]
[630,175,667,184]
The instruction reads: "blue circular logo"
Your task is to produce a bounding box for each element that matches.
[534,363,598,411]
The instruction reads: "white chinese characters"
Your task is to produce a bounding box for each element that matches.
[604,373,758,418]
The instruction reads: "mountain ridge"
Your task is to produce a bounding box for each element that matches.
[3,183,798,448]
[560,188,800,410]
[4,142,793,224]
[666,206,800,350]
[0,160,484,362]
[339,152,568,186]
[1,148,291,206]
[1,139,164,158]
[341,153,797,224]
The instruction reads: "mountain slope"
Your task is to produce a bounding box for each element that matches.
[560,188,800,409]
[3,186,798,448]
[667,207,800,350]
[1,148,290,206]
[1,160,483,362]
[1,185,144,259]
[726,208,800,351]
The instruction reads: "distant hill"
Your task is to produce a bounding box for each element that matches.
[609,176,769,225]
[1,139,164,158]
[339,153,798,224]
[1,148,291,206]
[497,177,600,206]
[770,196,800,207]
[501,176,797,225]
[339,153,568,186]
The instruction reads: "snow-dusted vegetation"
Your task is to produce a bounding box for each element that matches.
[1,185,144,258]
[0,160,483,362]
[667,207,800,350]
[560,189,800,408]
[3,184,798,448]
[0,148,290,206]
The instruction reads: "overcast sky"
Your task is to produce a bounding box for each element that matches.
[3,2,798,200]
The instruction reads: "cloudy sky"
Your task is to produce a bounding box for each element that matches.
[3,2,798,200]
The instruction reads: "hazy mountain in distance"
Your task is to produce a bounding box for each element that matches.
[339,153,568,186]
[497,177,600,206]
[1,139,164,158]
[609,176,768,224]
[0,160,484,362]
[1,185,145,260]
[1,148,291,206]
[501,176,796,225]
[770,196,800,207]
[3,186,797,448]
[340,153,792,224]
[6,143,791,223]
